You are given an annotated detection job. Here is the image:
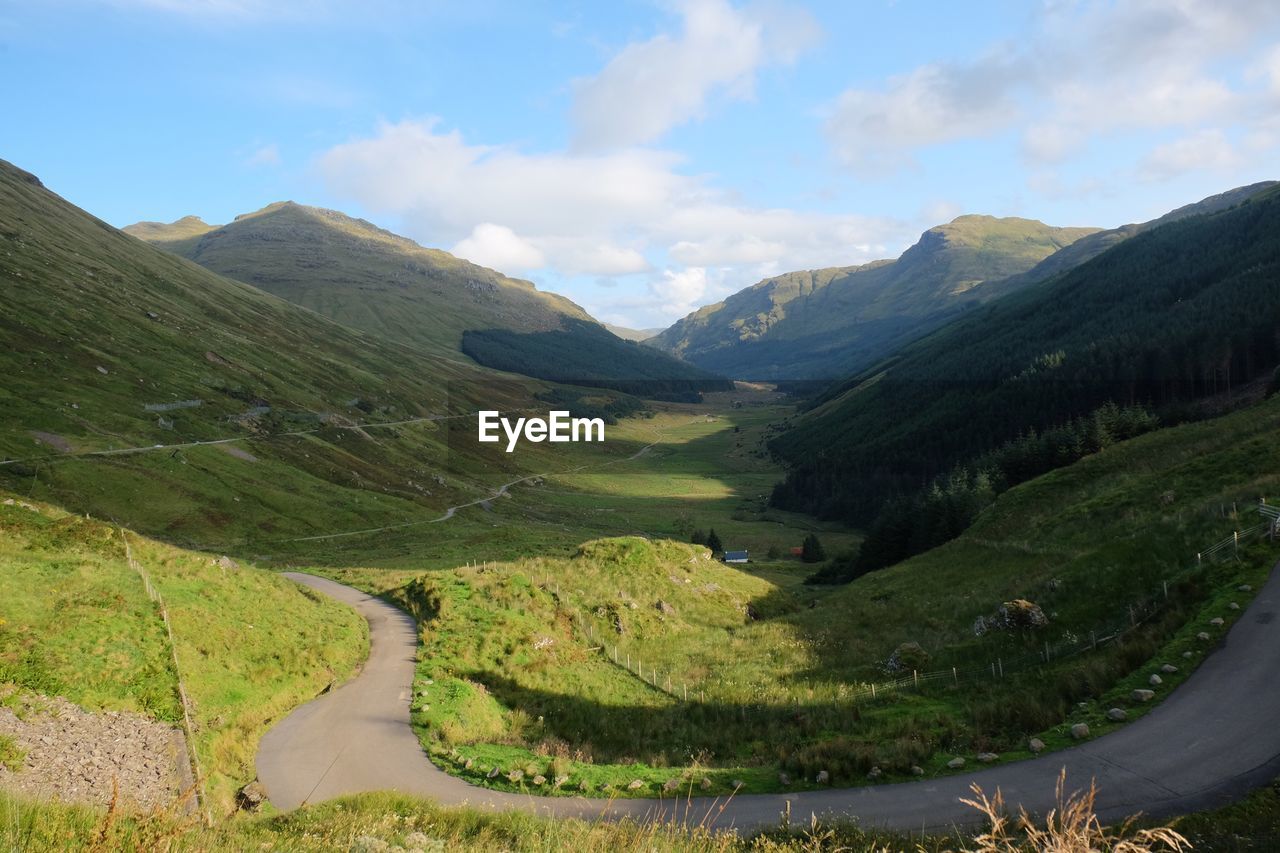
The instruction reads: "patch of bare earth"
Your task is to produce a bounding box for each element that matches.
[219,444,258,462]
[0,692,184,811]
[28,431,72,453]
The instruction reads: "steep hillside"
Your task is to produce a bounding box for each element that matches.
[650,217,1098,379]
[603,323,662,342]
[771,183,1280,528]
[0,159,537,544]
[128,203,722,389]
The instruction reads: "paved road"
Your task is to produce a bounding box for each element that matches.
[256,566,1280,833]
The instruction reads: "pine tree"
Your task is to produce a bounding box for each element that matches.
[801,533,826,563]
[705,528,723,555]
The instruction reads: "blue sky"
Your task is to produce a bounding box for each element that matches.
[4,1,1279,328]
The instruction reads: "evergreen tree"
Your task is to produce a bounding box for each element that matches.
[690,529,707,546]
[705,528,723,554]
[801,533,826,563]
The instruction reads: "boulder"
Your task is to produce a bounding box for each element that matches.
[627,779,645,791]
[1228,602,1240,611]
[977,752,999,763]
[655,599,675,616]
[866,766,882,780]
[731,779,746,789]
[1028,738,1045,754]
[779,772,791,786]
[815,770,830,785]
[885,641,930,673]
[999,599,1049,629]
[1182,651,1194,659]
[1196,632,1211,641]
[487,766,501,779]
[1070,723,1090,740]
[463,758,474,770]
[1239,584,1253,592]
[911,765,925,776]
[1132,689,1155,702]
[506,770,523,783]
[1149,674,1163,686]
[217,555,239,571]
[662,778,681,793]
[1209,617,1225,627]
[553,775,569,788]
[947,757,965,769]
[532,775,546,787]
[236,781,267,812]
[1106,708,1127,722]
[1160,664,1178,674]
[700,777,712,790]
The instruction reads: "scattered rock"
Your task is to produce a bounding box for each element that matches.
[1132,689,1156,702]
[1070,723,1090,740]
[487,766,501,779]
[553,775,569,788]
[1197,631,1211,641]
[977,752,998,763]
[577,779,590,791]
[506,770,523,783]
[1228,602,1240,611]
[532,775,546,787]
[662,778,680,793]
[1149,674,1163,686]
[1107,708,1127,722]
[1160,664,1178,674]
[1029,738,1045,754]
[815,770,829,785]
[866,767,882,780]
[1182,651,1194,659]
[217,555,239,571]
[731,779,745,789]
[655,599,675,616]
[947,757,965,769]
[463,758,473,770]
[885,641,930,674]
[779,772,791,786]
[911,765,925,776]
[96,366,109,375]
[1209,617,1225,627]
[237,781,267,812]
[627,779,645,791]
[699,777,712,790]
[1239,584,1253,592]
[1000,599,1050,629]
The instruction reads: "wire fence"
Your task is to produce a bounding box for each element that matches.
[558,507,1275,710]
[119,527,211,825]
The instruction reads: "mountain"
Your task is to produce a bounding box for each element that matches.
[127,203,722,393]
[604,324,663,342]
[649,216,1100,380]
[769,182,1280,534]
[0,159,540,545]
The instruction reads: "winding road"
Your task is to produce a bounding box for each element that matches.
[257,565,1280,833]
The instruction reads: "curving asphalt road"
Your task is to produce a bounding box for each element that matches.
[256,565,1280,833]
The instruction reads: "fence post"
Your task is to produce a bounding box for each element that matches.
[1163,580,1168,599]
[871,683,876,699]
[1044,640,1050,662]
[952,666,958,686]
[913,669,919,689]
[998,658,1004,678]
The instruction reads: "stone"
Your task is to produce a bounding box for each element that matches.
[627,779,645,791]
[1107,708,1127,722]
[1149,674,1163,686]
[999,598,1049,629]
[910,765,925,776]
[699,777,712,790]
[487,766,501,779]
[1182,651,1194,659]
[553,775,569,788]
[506,770,523,783]
[1070,723,1090,740]
[731,779,746,789]
[1197,632,1211,641]
[815,770,829,785]
[1228,602,1240,610]
[866,766,882,780]
[217,555,239,571]
[1132,689,1155,702]
[1239,584,1253,592]
[1209,617,1225,627]
[532,775,546,786]
[236,781,267,812]
[779,772,791,785]
[1029,738,1045,754]
[1160,664,1178,674]
[947,757,965,769]
[662,778,680,793]
[655,599,675,616]
[577,780,591,791]
[463,758,474,770]
[885,641,930,673]
[977,752,999,763]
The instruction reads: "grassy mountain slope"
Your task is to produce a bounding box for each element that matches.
[649,217,1098,379]
[771,182,1280,524]
[128,203,723,389]
[0,158,541,544]
[604,324,663,342]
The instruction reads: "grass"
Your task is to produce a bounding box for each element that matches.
[0,734,24,772]
[309,391,1280,798]
[0,494,368,814]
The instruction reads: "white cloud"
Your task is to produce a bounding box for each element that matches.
[452,223,546,271]
[824,0,1280,175]
[571,0,819,151]
[650,266,710,316]
[316,119,899,325]
[244,143,281,167]
[1139,129,1241,181]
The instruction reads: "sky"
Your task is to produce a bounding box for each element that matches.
[3,0,1279,329]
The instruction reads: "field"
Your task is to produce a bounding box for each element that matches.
[296,390,1280,797]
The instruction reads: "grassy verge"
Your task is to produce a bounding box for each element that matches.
[0,495,368,814]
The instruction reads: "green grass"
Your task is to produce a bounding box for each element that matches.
[0,734,25,772]
[0,494,368,814]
